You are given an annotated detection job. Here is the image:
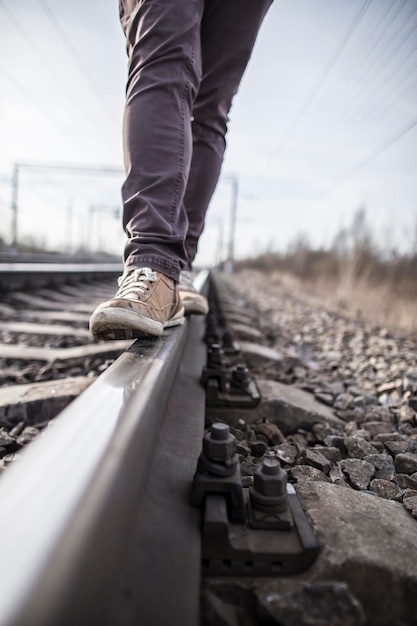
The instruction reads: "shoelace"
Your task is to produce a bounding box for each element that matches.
[115,268,157,300]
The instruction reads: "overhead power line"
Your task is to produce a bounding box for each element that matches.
[271,0,374,160]
[37,0,118,123]
[342,5,417,128]
[308,113,417,207]
[337,0,408,103]
[0,0,121,149]
[0,63,97,158]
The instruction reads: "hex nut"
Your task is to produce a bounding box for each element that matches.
[203,423,237,462]
[207,344,225,368]
[253,457,287,498]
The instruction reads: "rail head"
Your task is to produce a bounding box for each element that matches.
[0,318,192,625]
[0,262,123,291]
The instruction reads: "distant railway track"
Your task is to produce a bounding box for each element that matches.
[0,262,416,625]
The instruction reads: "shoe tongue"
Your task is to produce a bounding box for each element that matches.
[135,267,156,281]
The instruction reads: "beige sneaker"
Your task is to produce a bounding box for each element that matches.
[178,270,209,315]
[89,268,185,340]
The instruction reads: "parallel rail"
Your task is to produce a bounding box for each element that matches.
[0,262,122,291]
[0,270,209,626]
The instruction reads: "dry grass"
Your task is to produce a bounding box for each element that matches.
[259,269,417,336]
[236,247,417,336]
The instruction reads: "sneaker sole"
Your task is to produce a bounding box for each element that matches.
[179,291,209,316]
[182,300,209,315]
[89,306,185,341]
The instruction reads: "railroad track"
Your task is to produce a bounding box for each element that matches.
[0,263,209,626]
[0,263,416,626]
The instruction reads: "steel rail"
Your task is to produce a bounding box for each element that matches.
[0,270,209,626]
[0,262,123,291]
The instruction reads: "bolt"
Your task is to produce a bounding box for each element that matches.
[207,344,225,369]
[250,457,288,513]
[262,457,281,475]
[254,458,287,496]
[202,422,237,463]
[231,364,250,389]
[210,422,230,441]
[222,330,235,349]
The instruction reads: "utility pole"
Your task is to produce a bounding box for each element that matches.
[223,175,238,274]
[10,164,19,255]
[9,162,123,255]
[89,204,121,252]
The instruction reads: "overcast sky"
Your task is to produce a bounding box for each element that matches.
[1,0,416,265]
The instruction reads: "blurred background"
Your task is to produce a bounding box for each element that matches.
[1,0,416,318]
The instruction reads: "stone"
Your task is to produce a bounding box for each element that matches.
[256,379,343,435]
[252,422,284,445]
[399,405,415,424]
[369,479,400,500]
[394,453,417,475]
[240,460,259,477]
[323,435,347,454]
[403,496,417,518]
[374,432,407,443]
[257,582,366,626]
[248,440,268,457]
[228,426,245,441]
[340,459,375,490]
[393,474,417,490]
[334,393,355,410]
[408,439,417,454]
[344,421,358,436]
[312,423,343,442]
[0,430,16,448]
[351,428,371,440]
[329,464,349,487]
[345,436,379,460]
[326,381,345,395]
[363,454,395,481]
[290,465,331,483]
[314,392,334,406]
[272,442,299,466]
[16,427,39,446]
[312,445,341,463]
[362,421,392,437]
[402,489,417,500]
[293,481,417,626]
[305,448,332,474]
[384,440,409,456]
[236,440,251,456]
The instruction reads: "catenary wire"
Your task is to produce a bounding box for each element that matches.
[0,0,121,150]
[37,0,119,124]
[0,64,98,160]
[341,5,417,128]
[337,0,408,104]
[270,0,374,160]
[306,113,417,208]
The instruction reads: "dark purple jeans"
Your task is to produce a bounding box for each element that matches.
[119,0,272,281]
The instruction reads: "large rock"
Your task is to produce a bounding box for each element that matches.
[256,379,344,434]
[258,581,366,626]
[291,482,417,626]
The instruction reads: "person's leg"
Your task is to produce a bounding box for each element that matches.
[183,0,273,268]
[120,0,204,281]
[90,0,205,340]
